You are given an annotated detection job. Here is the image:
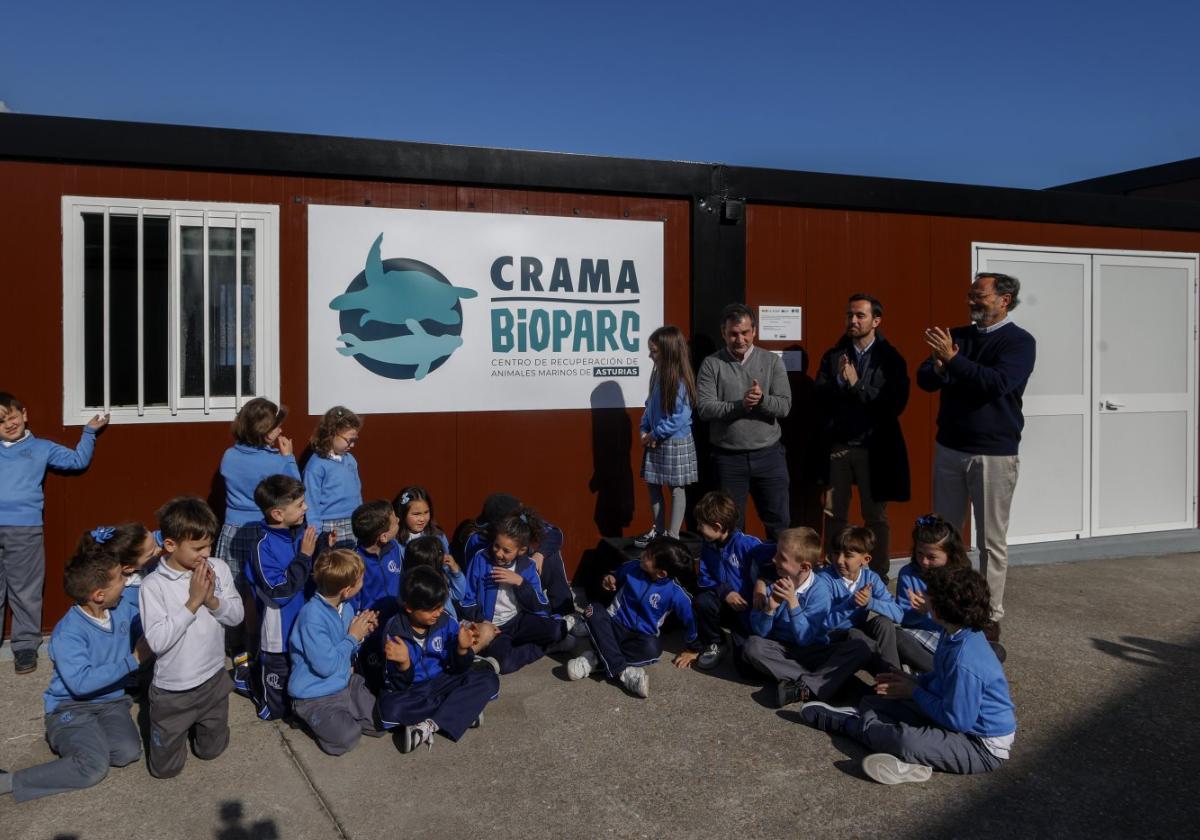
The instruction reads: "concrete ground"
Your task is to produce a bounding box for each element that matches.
[2,553,1199,840]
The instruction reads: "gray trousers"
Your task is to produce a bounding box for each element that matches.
[148,669,232,779]
[11,696,141,802]
[828,447,890,578]
[292,673,383,756]
[851,696,1004,775]
[743,634,876,701]
[932,443,1020,619]
[0,525,47,653]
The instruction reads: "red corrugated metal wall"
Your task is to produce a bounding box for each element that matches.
[0,160,690,628]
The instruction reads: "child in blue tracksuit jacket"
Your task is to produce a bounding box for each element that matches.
[743,528,879,709]
[800,565,1017,784]
[380,566,499,753]
[458,493,574,616]
[404,535,466,618]
[347,500,402,688]
[568,537,701,698]
[692,490,764,670]
[0,392,107,674]
[2,539,147,801]
[239,475,324,721]
[288,549,383,756]
[460,509,578,674]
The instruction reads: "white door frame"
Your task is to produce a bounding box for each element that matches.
[971,242,1200,542]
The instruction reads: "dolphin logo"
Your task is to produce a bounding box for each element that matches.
[337,320,464,380]
[329,234,477,327]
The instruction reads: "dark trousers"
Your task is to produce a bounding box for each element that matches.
[742,633,876,701]
[712,442,790,541]
[484,613,565,674]
[354,629,387,694]
[539,551,576,616]
[693,589,750,647]
[379,670,499,741]
[859,614,935,673]
[251,650,291,721]
[11,696,141,802]
[147,669,232,779]
[0,525,47,653]
[849,696,1004,774]
[583,605,662,678]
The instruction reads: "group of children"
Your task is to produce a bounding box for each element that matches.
[0,388,1016,802]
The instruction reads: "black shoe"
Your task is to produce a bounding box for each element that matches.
[800,701,860,735]
[13,650,37,674]
[776,679,811,708]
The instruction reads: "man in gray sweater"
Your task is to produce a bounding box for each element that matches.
[695,303,793,539]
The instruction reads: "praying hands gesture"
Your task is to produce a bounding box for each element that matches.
[838,353,858,387]
[743,379,763,411]
[349,609,378,643]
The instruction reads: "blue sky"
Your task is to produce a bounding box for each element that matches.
[4,1,1199,188]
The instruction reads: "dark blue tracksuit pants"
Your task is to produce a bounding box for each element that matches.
[484,612,565,674]
[583,605,661,679]
[379,670,499,741]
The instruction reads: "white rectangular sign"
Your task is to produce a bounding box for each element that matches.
[758,305,803,341]
[308,205,664,414]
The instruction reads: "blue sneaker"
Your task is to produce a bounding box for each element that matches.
[799,701,859,734]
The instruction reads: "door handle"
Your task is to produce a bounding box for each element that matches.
[1104,400,1125,410]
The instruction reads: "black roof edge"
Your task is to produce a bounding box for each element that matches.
[6,113,1200,232]
[1050,156,1200,197]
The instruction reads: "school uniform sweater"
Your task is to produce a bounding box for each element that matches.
[288,595,360,700]
[698,530,764,600]
[916,321,1036,456]
[42,600,140,713]
[896,563,941,634]
[380,610,473,692]
[139,557,243,691]
[302,453,362,529]
[352,540,405,620]
[243,522,313,653]
[749,568,836,648]
[219,443,301,526]
[640,379,693,441]
[822,566,904,632]
[914,627,1017,741]
[459,549,549,623]
[607,560,698,645]
[0,428,97,525]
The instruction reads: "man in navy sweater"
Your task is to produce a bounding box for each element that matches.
[917,273,1035,635]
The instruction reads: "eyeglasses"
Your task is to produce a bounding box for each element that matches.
[336,434,358,448]
[966,291,996,302]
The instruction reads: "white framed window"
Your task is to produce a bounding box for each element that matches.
[61,197,280,425]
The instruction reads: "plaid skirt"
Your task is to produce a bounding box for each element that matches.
[641,434,699,486]
[213,522,241,578]
[319,517,356,547]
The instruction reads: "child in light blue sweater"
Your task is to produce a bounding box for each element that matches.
[303,406,363,547]
[0,391,107,674]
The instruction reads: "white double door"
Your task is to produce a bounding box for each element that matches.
[974,245,1198,543]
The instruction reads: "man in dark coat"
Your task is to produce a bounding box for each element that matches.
[814,293,910,580]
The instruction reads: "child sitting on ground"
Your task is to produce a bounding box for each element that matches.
[349,499,402,688]
[460,508,584,673]
[394,486,452,554]
[1,533,150,801]
[567,536,700,698]
[824,526,903,646]
[693,490,764,671]
[862,514,974,673]
[742,527,876,708]
[241,475,328,721]
[139,497,244,779]
[380,566,500,753]
[288,549,383,756]
[800,565,1017,784]
[403,534,466,618]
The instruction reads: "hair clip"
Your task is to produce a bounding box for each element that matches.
[151,529,164,547]
[400,492,412,506]
[90,526,115,544]
[916,514,940,527]
[519,513,528,524]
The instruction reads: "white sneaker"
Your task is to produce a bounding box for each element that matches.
[400,719,439,754]
[620,666,649,698]
[862,753,933,785]
[696,643,723,670]
[567,651,598,681]
[632,528,658,548]
[474,655,501,675]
